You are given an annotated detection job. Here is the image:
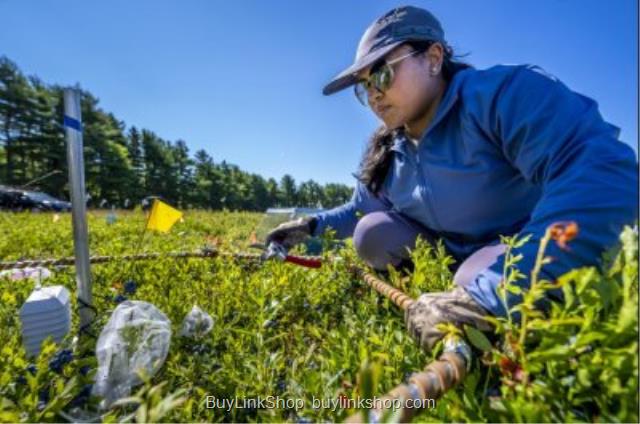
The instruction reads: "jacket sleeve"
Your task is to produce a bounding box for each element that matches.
[464,65,639,317]
[312,181,392,239]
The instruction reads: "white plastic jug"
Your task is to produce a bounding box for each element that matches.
[19,285,71,356]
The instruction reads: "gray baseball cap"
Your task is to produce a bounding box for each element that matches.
[323,6,447,95]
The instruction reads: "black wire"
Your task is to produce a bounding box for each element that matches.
[76,297,99,339]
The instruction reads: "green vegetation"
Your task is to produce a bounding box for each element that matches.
[0,57,352,210]
[0,211,637,422]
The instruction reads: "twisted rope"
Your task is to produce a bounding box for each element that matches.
[0,249,269,271]
[0,249,325,271]
[346,265,470,423]
[344,348,468,423]
[351,266,415,311]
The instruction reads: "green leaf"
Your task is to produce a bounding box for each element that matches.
[528,345,571,361]
[514,234,532,248]
[505,284,522,295]
[464,325,492,352]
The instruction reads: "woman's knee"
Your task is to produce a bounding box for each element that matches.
[353,211,416,270]
[353,212,387,268]
[453,244,507,287]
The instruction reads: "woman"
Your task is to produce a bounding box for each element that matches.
[267,6,638,353]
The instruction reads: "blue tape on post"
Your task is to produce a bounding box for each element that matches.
[63,115,83,132]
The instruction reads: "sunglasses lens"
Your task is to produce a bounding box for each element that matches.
[373,65,393,91]
[354,82,368,106]
[354,62,395,106]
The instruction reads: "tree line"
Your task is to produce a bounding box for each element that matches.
[0,56,353,211]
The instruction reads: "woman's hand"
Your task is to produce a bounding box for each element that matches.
[404,286,493,353]
[265,216,316,249]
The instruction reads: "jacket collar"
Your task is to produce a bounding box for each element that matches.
[425,67,471,135]
[391,133,411,155]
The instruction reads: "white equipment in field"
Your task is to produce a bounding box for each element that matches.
[19,285,71,356]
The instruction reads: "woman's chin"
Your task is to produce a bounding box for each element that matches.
[379,117,403,131]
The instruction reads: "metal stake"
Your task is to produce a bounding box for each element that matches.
[64,88,94,334]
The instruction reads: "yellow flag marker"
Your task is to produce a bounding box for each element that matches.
[146,200,183,233]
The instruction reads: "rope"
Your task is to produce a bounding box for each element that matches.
[350,266,415,311]
[0,249,271,271]
[344,349,468,423]
[0,249,324,271]
[345,265,471,423]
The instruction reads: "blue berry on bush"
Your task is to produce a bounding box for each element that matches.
[48,358,62,373]
[49,349,73,373]
[68,384,93,408]
[26,364,37,375]
[114,294,127,304]
[61,349,73,362]
[124,280,137,295]
[38,389,50,410]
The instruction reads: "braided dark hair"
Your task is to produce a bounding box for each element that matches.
[355,41,471,195]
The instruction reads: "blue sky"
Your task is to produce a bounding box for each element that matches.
[1,0,637,186]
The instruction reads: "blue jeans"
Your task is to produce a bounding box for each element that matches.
[353,211,442,271]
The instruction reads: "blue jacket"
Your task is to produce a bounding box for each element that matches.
[313,64,638,316]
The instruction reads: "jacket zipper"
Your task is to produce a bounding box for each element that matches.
[415,143,444,232]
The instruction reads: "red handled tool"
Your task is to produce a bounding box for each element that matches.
[250,242,322,268]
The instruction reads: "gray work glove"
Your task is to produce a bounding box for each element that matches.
[405,286,493,353]
[265,216,317,249]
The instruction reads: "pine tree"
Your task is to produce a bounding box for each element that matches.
[279,174,297,206]
[126,126,146,205]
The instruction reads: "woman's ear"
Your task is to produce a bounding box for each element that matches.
[426,43,445,75]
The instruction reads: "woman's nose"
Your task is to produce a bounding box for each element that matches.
[367,85,383,105]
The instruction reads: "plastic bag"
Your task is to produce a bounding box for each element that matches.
[92,301,171,408]
[179,305,214,338]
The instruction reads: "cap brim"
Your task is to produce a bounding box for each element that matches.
[322,42,402,96]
